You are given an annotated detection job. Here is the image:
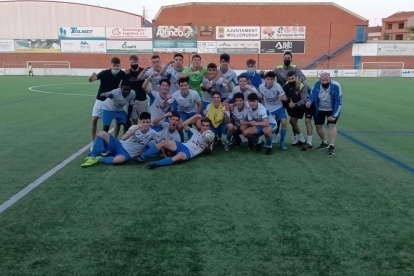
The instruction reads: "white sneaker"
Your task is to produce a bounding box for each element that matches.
[274,133,281,144]
[240,135,248,143]
[291,136,298,145]
[90,142,94,152]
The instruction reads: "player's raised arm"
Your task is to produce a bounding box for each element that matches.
[182,114,202,130]
[142,71,157,94]
[121,124,140,140]
[153,112,172,126]
[88,72,98,82]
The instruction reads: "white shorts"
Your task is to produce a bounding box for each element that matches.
[91,100,104,118]
[130,100,149,120]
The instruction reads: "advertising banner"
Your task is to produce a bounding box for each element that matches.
[153,26,197,40]
[260,40,305,54]
[361,70,378,77]
[197,41,217,53]
[339,70,360,77]
[352,43,378,56]
[216,41,260,54]
[260,26,306,40]
[402,69,414,77]
[216,26,260,40]
[153,40,197,53]
[106,27,152,40]
[379,69,402,77]
[106,40,152,53]
[377,43,414,56]
[0,40,15,52]
[61,40,106,53]
[58,27,106,40]
[199,26,214,36]
[14,39,60,52]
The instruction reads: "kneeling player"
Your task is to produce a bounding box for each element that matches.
[204,92,228,144]
[82,112,159,167]
[225,92,249,150]
[242,93,277,155]
[138,114,213,169]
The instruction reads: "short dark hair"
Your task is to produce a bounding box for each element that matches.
[111,57,121,64]
[265,71,276,79]
[233,92,244,101]
[287,70,297,78]
[170,112,180,120]
[129,55,138,61]
[246,59,256,66]
[151,55,160,60]
[284,52,293,58]
[237,74,248,81]
[201,117,211,125]
[220,53,230,62]
[159,78,171,86]
[192,54,201,61]
[139,112,151,120]
[174,53,183,59]
[178,77,189,85]
[247,93,259,102]
[121,81,131,87]
[207,63,217,69]
[211,91,221,98]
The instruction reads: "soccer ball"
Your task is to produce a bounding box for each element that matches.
[202,130,215,143]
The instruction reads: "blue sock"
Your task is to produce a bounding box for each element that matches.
[266,137,272,147]
[178,129,184,142]
[100,157,115,165]
[155,158,173,166]
[280,129,287,144]
[142,145,159,160]
[91,137,105,157]
[226,132,232,141]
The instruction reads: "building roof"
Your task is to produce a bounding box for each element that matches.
[154,2,367,22]
[383,11,414,22]
[367,26,382,33]
[0,0,143,20]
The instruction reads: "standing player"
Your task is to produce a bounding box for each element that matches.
[81,112,159,167]
[138,55,169,92]
[225,92,250,150]
[225,74,261,103]
[88,57,127,151]
[166,77,202,141]
[137,115,213,169]
[243,59,263,90]
[101,82,136,138]
[258,71,288,150]
[125,55,147,126]
[179,54,207,95]
[142,75,171,128]
[201,63,230,111]
[218,53,238,101]
[282,71,308,147]
[204,92,228,143]
[242,93,277,155]
[306,73,342,155]
[273,52,307,86]
[28,63,34,77]
[166,53,185,95]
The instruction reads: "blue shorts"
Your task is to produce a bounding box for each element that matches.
[210,123,226,137]
[173,141,191,160]
[107,135,130,160]
[255,123,277,136]
[102,110,127,126]
[171,102,178,112]
[178,111,195,121]
[202,101,210,113]
[271,108,287,122]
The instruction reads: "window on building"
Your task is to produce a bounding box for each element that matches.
[398,23,405,29]
[396,34,404,40]
[387,23,392,30]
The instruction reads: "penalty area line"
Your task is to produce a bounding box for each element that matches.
[0,129,114,216]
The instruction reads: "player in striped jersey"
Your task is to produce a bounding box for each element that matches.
[225,92,250,150]
[242,93,277,155]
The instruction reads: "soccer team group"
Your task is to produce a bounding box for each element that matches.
[81,52,343,169]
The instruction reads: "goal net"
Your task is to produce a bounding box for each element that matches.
[361,62,404,77]
[27,61,71,76]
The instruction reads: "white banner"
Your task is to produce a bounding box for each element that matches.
[352,43,378,56]
[402,70,414,77]
[106,40,152,53]
[197,41,217,53]
[61,40,106,53]
[0,40,15,52]
[216,41,261,54]
[303,70,318,77]
[377,43,414,56]
[340,70,360,77]
[216,26,260,40]
[361,69,378,77]
[58,27,106,40]
[261,26,306,40]
[106,27,152,40]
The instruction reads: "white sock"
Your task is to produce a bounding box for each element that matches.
[307,136,313,145]
[323,140,328,144]
[298,133,305,142]
[330,143,334,147]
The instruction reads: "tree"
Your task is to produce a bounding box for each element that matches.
[407,26,414,40]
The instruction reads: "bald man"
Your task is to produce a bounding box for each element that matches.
[306,73,342,155]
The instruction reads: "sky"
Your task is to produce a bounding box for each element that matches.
[2,0,414,26]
